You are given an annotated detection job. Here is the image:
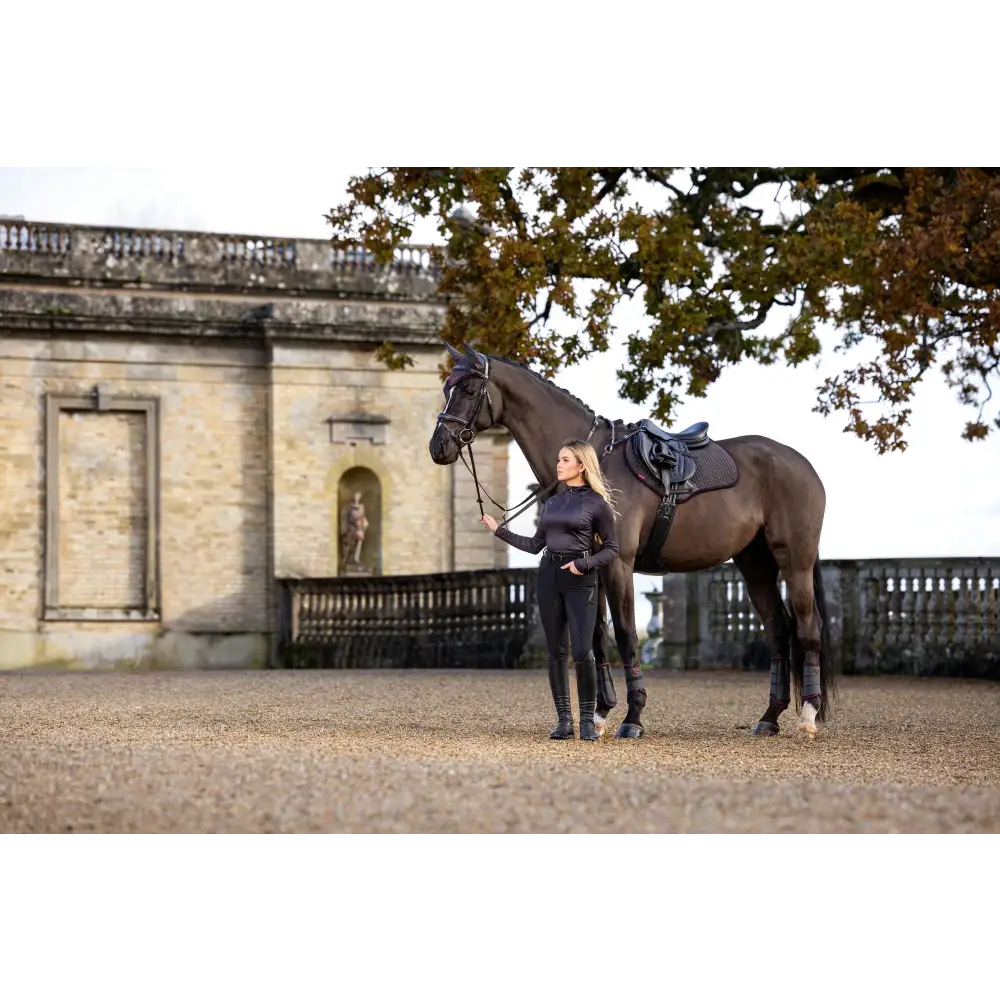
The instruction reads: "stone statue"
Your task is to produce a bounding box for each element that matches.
[340,492,369,570]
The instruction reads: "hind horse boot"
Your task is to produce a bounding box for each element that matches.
[616,665,646,738]
[576,652,599,741]
[548,654,575,739]
[753,656,790,736]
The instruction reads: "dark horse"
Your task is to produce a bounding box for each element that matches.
[429,343,834,740]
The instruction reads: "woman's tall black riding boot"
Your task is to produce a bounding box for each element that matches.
[548,655,574,739]
[576,652,598,740]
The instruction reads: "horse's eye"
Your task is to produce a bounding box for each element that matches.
[461,382,477,395]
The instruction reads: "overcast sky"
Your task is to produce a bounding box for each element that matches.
[4,167,999,627]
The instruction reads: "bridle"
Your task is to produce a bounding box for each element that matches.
[436,357,514,521]
[436,356,624,526]
[436,355,497,449]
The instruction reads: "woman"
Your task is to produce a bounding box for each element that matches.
[480,439,619,740]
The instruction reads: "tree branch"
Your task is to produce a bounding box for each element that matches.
[703,298,774,337]
[594,169,627,203]
[642,168,687,200]
[529,290,555,330]
[761,214,806,237]
[497,177,529,241]
[976,376,994,426]
[727,169,787,196]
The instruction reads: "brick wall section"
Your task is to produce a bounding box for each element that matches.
[451,428,511,571]
[271,344,454,579]
[58,410,147,608]
[0,337,508,643]
[0,362,45,630]
[0,339,270,633]
[491,430,511,567]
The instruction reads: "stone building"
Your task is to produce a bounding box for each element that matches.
[0,218,509,669]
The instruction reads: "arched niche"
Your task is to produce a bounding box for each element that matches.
[338,467,382,576]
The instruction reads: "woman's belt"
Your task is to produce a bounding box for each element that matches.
[545,549,591,563]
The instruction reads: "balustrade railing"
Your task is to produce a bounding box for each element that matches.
[94,228,186,263]
[1,217,439,282]
[329,245,438,275]
[1,220,73,255]
[659,558,1000,677]
[276,569,537,669]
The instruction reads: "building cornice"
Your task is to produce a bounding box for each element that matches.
[0,218,450,348]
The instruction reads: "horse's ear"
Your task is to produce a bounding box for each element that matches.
[443,341,465,364]
[461,342,485,370]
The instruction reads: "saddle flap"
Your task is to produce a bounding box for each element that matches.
[630,430,697,493]
[672,454,696,482]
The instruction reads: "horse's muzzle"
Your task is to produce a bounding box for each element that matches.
[428,427,459,465]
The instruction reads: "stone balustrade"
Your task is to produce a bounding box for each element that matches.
[277,568,538,669]
[0,217,441,296]
[658,558,1000,677]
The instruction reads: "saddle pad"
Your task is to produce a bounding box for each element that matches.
[626,435,739,504]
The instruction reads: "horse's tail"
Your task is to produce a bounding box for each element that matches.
[790,559,837,722]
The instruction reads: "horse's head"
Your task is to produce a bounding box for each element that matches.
[429,341,502,464]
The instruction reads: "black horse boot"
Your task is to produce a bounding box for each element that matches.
[548,655,574,739]
[576,652,599,741]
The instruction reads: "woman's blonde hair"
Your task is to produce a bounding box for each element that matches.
[561,439,619,517]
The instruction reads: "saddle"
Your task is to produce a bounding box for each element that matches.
[622,419,737,574]
[629,419,710,495]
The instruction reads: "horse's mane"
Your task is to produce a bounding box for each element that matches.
[487,354,624,426]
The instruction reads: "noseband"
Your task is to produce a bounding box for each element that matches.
[436,356,496,446]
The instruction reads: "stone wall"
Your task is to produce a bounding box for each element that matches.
[0,336,272,669]
[271,343,457,579]
[0,218,510,669]
[451,426,511,571]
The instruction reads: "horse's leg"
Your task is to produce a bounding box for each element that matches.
[603,560,645,739]
[733,537,793,736]
[784,562,824,740]
[592,577,617,738]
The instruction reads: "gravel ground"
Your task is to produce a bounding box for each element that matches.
[1,669,998,833]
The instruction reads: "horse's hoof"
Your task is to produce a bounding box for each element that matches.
[796,702,819,740]
[615,722,645,739]
[752,720,780,737]
[593,714,607,738]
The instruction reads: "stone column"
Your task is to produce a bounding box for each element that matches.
[641,587,664,667]
[660,572,690,669]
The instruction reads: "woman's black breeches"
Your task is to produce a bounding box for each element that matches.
[536,552,599,738]
[536,552,599,662]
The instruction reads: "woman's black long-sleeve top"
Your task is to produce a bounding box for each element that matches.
[494,485,619,573]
